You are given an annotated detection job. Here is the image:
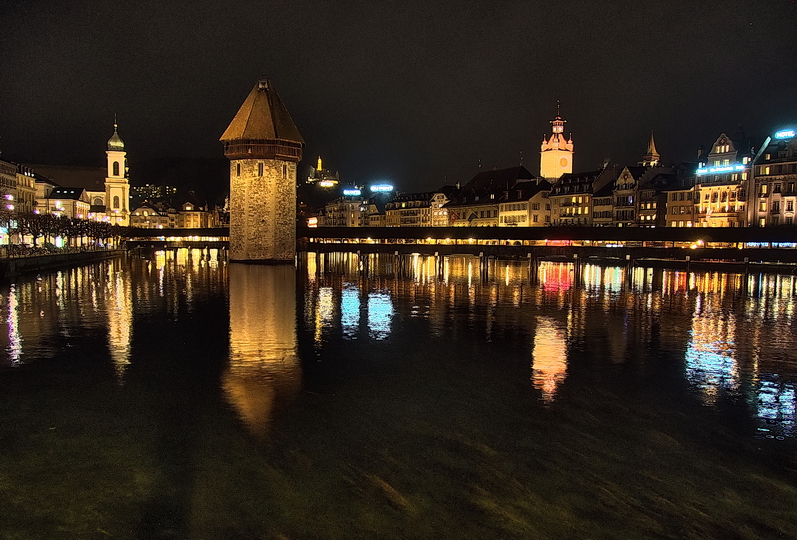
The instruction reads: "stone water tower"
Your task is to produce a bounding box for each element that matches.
[221,77,305,262]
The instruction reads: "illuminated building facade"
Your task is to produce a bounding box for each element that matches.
[385,192,434,227]
[130,202,173,228]
[751,129,797,227]
[612,166,645,226]
[14,165,36,215]
[430,188,456,227]
[221,77,304,261]
[446,166,531,227]
[549,169,609,226]
[497,179,551,227]
[321,196,369,227]
[663,178,697,227]
[693,133,752,227]
[42,187,91,219]
[540,109,574,180]
[104,123,131,226]
[591,181,614,226]
[0,160,16,202]
[636,167,678,227]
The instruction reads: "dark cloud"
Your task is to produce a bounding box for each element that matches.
[2,0,796,192]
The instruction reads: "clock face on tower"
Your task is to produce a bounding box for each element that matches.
[559,157,569,168]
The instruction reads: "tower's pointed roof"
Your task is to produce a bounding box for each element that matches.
[646,131,660,158]
[220,77,304,144]
[107,122,124,151]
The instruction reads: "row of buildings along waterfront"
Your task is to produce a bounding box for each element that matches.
[310,115,797,228]
[0,123,221,237]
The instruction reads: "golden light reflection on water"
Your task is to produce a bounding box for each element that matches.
[106,264,132,381]
[224,264,301,438]
[531,316,568,403]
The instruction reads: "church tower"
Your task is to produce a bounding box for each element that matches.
[220,77,305,262]
[540,106,574,180]
[640,131,660,167]
[105,121,130,226]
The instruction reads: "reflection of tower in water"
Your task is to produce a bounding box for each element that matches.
[106,264,132,381]
[224,264,301,438]
[531,316,568,403]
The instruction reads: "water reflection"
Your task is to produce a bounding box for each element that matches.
[531,316,568,403]
[6,284,21,365]
[367,290,393,340]
[2,251,796,445]
[685,311,740,403]
[341,283,360,339]
[224,264,301,438]
[297,254,797,439]
[106,263,132,381]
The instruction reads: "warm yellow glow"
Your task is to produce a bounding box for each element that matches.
[531,316,568,403]
[224,265,301,438]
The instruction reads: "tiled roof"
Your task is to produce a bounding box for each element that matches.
[463,166,534,192]
[220,77,304,144]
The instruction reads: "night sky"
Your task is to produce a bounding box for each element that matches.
[2,0,796,193]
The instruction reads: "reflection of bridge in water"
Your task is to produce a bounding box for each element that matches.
[126,226,797,272]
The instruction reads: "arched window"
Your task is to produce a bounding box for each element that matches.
[113,196,120,209]
[93,197,103,206]
[112,162,119,176]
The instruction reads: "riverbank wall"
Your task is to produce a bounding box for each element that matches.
[0,250,126,279]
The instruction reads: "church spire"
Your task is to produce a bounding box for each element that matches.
[641,130,660,167]
[107,118,124,151]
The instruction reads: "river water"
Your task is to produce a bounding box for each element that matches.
[0,250,796,539]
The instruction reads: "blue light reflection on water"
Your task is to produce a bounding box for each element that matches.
[298,254,797,440]
[2,251,797,537]
[0,252,795,444]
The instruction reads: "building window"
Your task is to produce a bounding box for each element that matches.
[760,201,767,212]
[236,164,241,176]
[788,201,794,212]
[258,163,264,176]
[775,183,782,193]
[112,162,119,176]
[283,164,287,178]
[113,196,120,209]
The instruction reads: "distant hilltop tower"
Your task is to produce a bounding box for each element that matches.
[220,76,305,262]
[540,104,574,180]
[105,120,130,226]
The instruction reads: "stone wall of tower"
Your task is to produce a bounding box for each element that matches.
[229,158,297,261]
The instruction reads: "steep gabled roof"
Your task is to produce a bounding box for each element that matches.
[463,166,534,192]
[220,77,304,144]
